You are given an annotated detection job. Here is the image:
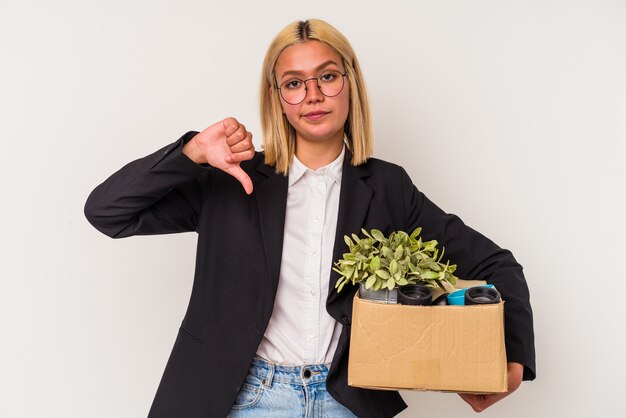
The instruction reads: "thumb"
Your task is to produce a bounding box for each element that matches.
[224,165,254,195]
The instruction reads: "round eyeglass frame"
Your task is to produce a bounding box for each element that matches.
[275,71,348,105]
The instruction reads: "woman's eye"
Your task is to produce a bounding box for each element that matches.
[320,73,337,82]
[285,80,302,89]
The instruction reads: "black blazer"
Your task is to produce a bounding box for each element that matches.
[85,132,535,418]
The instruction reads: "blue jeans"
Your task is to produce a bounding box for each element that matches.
[226,357,357,417]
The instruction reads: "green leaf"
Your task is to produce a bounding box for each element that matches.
[427,261,442,271]
[370,256,381,272]
[344,235,354,247]
[382,246,394,259]
[420,271,439,280]
[335,276,347,289]
[355,252,367,261]
[387,278,395,290]
[410,227,422,239]
[448,274,457,285]
[389,259,398,275]
[365,275,377,289]
[371,229,385,241]
[397,278,409,286]
[375,269,391,280]
[394,245,403,260]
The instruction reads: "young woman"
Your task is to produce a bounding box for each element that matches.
[85,19,535,418]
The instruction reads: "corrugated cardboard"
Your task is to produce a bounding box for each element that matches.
[348,293,507,394]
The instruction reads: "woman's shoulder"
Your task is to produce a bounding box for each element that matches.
[361,156,411,179]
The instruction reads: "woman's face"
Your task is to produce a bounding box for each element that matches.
[274,40,350,147]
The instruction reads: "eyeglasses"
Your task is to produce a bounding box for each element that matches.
[276,70,347,105]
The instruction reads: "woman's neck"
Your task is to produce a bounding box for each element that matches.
[295,134,344,170]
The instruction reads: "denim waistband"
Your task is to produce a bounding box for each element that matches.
[249,356,331,386]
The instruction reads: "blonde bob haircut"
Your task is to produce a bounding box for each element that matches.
[260,19,373,174]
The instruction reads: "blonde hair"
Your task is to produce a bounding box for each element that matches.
[260,19,373,174]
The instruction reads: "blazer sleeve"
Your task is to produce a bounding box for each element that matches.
[400,167,536,381]
[84,131,211,238]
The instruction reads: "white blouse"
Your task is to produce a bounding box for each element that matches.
[256,146,345,365]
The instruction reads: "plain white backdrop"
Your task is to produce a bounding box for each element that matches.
[1,0,624,417]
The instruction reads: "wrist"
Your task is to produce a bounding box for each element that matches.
[182,135,207,164]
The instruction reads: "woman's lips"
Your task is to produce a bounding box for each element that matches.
[303,110,330,120]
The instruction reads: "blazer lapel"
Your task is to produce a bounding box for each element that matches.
[255,162,288,293]
[327,155,373,306]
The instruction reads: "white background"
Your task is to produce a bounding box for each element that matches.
[1,1,624,417]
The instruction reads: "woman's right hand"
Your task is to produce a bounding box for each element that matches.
[183,117,255,194]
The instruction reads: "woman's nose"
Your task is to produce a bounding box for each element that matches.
[304,79,324,102]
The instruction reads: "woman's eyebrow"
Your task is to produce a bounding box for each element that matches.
[279,60,341,79]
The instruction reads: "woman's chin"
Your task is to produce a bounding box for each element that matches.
[297,126,344,144]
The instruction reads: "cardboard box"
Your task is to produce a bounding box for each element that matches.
[348,293,507,393]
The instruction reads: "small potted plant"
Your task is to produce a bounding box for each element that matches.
[333,227,458,303]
